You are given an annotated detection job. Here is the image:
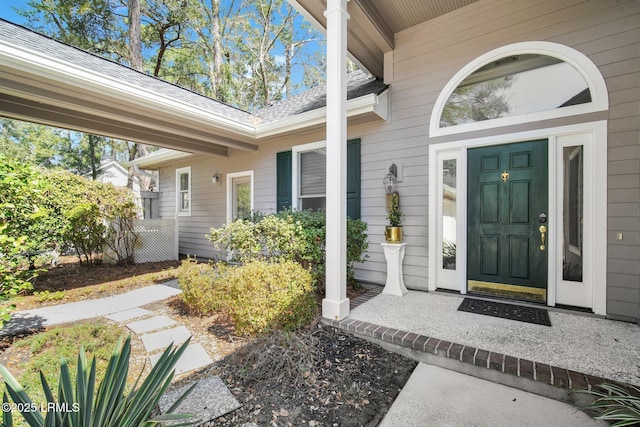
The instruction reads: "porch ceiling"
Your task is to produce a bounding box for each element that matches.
[290,0,479,77]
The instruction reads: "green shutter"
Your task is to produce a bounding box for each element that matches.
[347,138,361,219]
[276,150,292,212]
[276,139,360,218]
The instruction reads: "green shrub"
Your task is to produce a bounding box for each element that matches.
[63,203,105,265]
[177,258,230,315]
[208,210,369,290]
[223,260,317,336]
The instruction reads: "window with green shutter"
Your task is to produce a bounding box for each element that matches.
[276,138,360,219]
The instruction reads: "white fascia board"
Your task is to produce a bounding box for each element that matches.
[127,149,193,169]
[0,40,257,138]
[256,91,387,138]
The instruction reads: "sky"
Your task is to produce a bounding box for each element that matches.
[0,0,28,24]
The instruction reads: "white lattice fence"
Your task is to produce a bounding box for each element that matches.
[133,218,178,263]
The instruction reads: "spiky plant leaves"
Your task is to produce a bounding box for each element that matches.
[582,382,640,427]
[3,391,14,427]
[0,334,196,427]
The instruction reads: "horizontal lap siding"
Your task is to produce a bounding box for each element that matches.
[379,0,640,319]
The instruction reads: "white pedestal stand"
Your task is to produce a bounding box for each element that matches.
[381,243,408,296]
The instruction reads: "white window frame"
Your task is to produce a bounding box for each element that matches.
[175,166,191,216]
[430,42,609,137]
[226,170,254,223]
[292,140,326,211]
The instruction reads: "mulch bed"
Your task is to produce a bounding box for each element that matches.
[201,326,417,426]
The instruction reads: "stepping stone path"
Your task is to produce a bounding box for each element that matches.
[103,286,241,424]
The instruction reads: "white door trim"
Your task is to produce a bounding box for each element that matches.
[428,120,607,315]
[226,170,254,223]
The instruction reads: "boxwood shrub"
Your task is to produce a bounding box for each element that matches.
[178,259,317,336]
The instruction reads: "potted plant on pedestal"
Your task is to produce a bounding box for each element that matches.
[385,192,403,243]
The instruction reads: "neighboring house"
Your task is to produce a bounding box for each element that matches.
[0,0,638,323]
[92,157,161,219]
[94,157,140,193]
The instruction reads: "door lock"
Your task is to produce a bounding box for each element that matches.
[539,225,547,251]
[539,212,547,223]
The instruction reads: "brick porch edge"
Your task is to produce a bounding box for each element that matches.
[319,290,625,406]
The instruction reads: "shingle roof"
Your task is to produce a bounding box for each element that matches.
[254,70,387,123]
[0,19,387,125]
[0,19,256,124]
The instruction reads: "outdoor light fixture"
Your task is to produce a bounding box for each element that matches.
[212,174,222,185]
[383,163,397,194]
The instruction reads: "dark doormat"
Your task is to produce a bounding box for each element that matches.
[458,298,552,327]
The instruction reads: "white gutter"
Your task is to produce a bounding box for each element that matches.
[127,149,193,169]
[256,90,388,138]
[0,40,258,138]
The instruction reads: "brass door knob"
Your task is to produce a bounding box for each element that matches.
[539,225,547,251]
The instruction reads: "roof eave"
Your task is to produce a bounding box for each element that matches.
[256,90,388,139]
[127,149,193,169]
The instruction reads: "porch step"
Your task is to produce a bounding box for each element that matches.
[322,292,621,407]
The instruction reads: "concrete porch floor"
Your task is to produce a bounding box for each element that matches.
[324,288,640,405]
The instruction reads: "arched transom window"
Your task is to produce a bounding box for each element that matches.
[430,42,608,136]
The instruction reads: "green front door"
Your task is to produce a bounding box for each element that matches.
[467,140,548,301]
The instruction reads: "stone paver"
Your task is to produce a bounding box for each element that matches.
[140,326,192,353]
[105,308,152,322]
[158,376,241,424]
[150,343,212,375]
[127,315,176,334]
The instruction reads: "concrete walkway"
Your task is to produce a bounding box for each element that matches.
[1,284,181,336]
[381,364,607,427]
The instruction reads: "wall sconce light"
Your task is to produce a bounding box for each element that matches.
[212,174,222,185]
[383,163,397,194]
[383,164,398,212]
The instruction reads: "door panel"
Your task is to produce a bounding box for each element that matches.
[468,139,548,301]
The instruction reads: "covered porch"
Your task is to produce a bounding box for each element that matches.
[325,288,640,403]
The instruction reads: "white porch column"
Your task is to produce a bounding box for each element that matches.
[322,0,350,320]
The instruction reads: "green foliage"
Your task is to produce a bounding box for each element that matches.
[207,210,369,290]
[0,334,196,427]
[387,192,403,227]
[221,260,317,336]
[178,259,317,336]
[0,157,140,268]
[64,203,106,265]
[582,382,640,426]
[177,258,230,315]
[0,225,36,329]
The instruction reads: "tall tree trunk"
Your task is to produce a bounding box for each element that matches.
[128,0,150,190]
[211,0,224,99]
[128,0,143,71]
[88,134,98,179]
